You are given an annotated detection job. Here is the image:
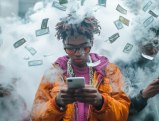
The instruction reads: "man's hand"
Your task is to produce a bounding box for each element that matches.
[74,85,103,108]
[0,84,12,97]
[142,77,159,98]
[55,86,76,107]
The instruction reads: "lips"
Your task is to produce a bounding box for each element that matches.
[74,58,83,63]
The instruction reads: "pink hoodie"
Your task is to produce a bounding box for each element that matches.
[55,53,109,121]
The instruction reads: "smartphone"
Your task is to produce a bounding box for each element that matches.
[66,77,85,89]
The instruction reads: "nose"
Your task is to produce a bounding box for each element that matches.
[74,48,82,56]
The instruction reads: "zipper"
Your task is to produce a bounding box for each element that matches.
[74,102,78,121]
[87,78,103,120]
[87,105,91,120]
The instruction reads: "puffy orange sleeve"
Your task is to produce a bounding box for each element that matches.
[89,63,131,121]
[30,67,66,121]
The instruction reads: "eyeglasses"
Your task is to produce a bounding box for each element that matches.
[64,46,91,54]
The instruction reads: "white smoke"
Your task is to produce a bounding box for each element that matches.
[0,0,159,121]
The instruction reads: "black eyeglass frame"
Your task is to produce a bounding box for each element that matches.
[64,46,92,54]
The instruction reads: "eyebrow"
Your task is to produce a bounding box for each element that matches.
[66,42,89,46]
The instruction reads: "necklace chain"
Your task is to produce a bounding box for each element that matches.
[67,56,94,85]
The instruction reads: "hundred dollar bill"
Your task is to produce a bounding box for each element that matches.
[148,10,158,18]
[116,4,127,15]
[28,60,43,67]
[87,60,101,67]
[44,53,54,57]
[92,5,101,12]
[143,16,154,28]
[0,39,3,47]
[59,0,68,5]
[0,27,1,34]
[41,18,49,29]
[109,33,120,44]
[13,38,26,49]
[25,45,37,56]
[52,1,67,11]
[143,1,152,12]
[81,0,85,6]
[114,20,124,30]
[23,54,30,60]
[98,0,106,7]
[123,43,133,54]
[119,16,130,26]
[35,27,50,37]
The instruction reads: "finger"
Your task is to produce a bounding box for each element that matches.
[151,79,159,85]
[63,101,76,105]
[61,93,75,98]
[61,88,75,93]
[75,97,95,102]
[61,98,76,102]
[81,88,97,93]
[74,93,97,98]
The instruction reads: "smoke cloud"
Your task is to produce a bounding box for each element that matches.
[0,0,159,121]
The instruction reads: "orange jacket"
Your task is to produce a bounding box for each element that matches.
[31,63,131,121]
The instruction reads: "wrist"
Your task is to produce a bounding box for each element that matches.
[95,96,104,110]
[55,96,65,107]
[142,89,148,99]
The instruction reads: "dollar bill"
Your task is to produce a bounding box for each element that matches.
[44,53,54,57]
[35,27,50,37]
[123,43,133,54]
[119,16,130,26]
[114,20,124,30]
[52,1,67,11]
[109,33,120,44]
[25,45,37,56]
[92,5,101,12]
[23,54,30,60]
[41,18,49,29]
[87,60,101,67]
[28,60,43,67]
[0,27,1,34]
[0,39,3,47]
[148,10,158,18]
[143,16,154,28]
[81,0,85,6]
[13,38,26,49]
[143,1,153,12]
[116,4,127,15]
[98,0,106,7]
[59,0,68,5]
[124,83,131,93]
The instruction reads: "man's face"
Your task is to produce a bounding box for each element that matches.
[63,35,93,67]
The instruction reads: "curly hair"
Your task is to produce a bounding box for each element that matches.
[55,12,101,41]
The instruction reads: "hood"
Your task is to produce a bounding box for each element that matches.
[55,53,109,82]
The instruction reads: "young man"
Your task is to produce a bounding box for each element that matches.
[31,13,131,121]
[115,28,159,120]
